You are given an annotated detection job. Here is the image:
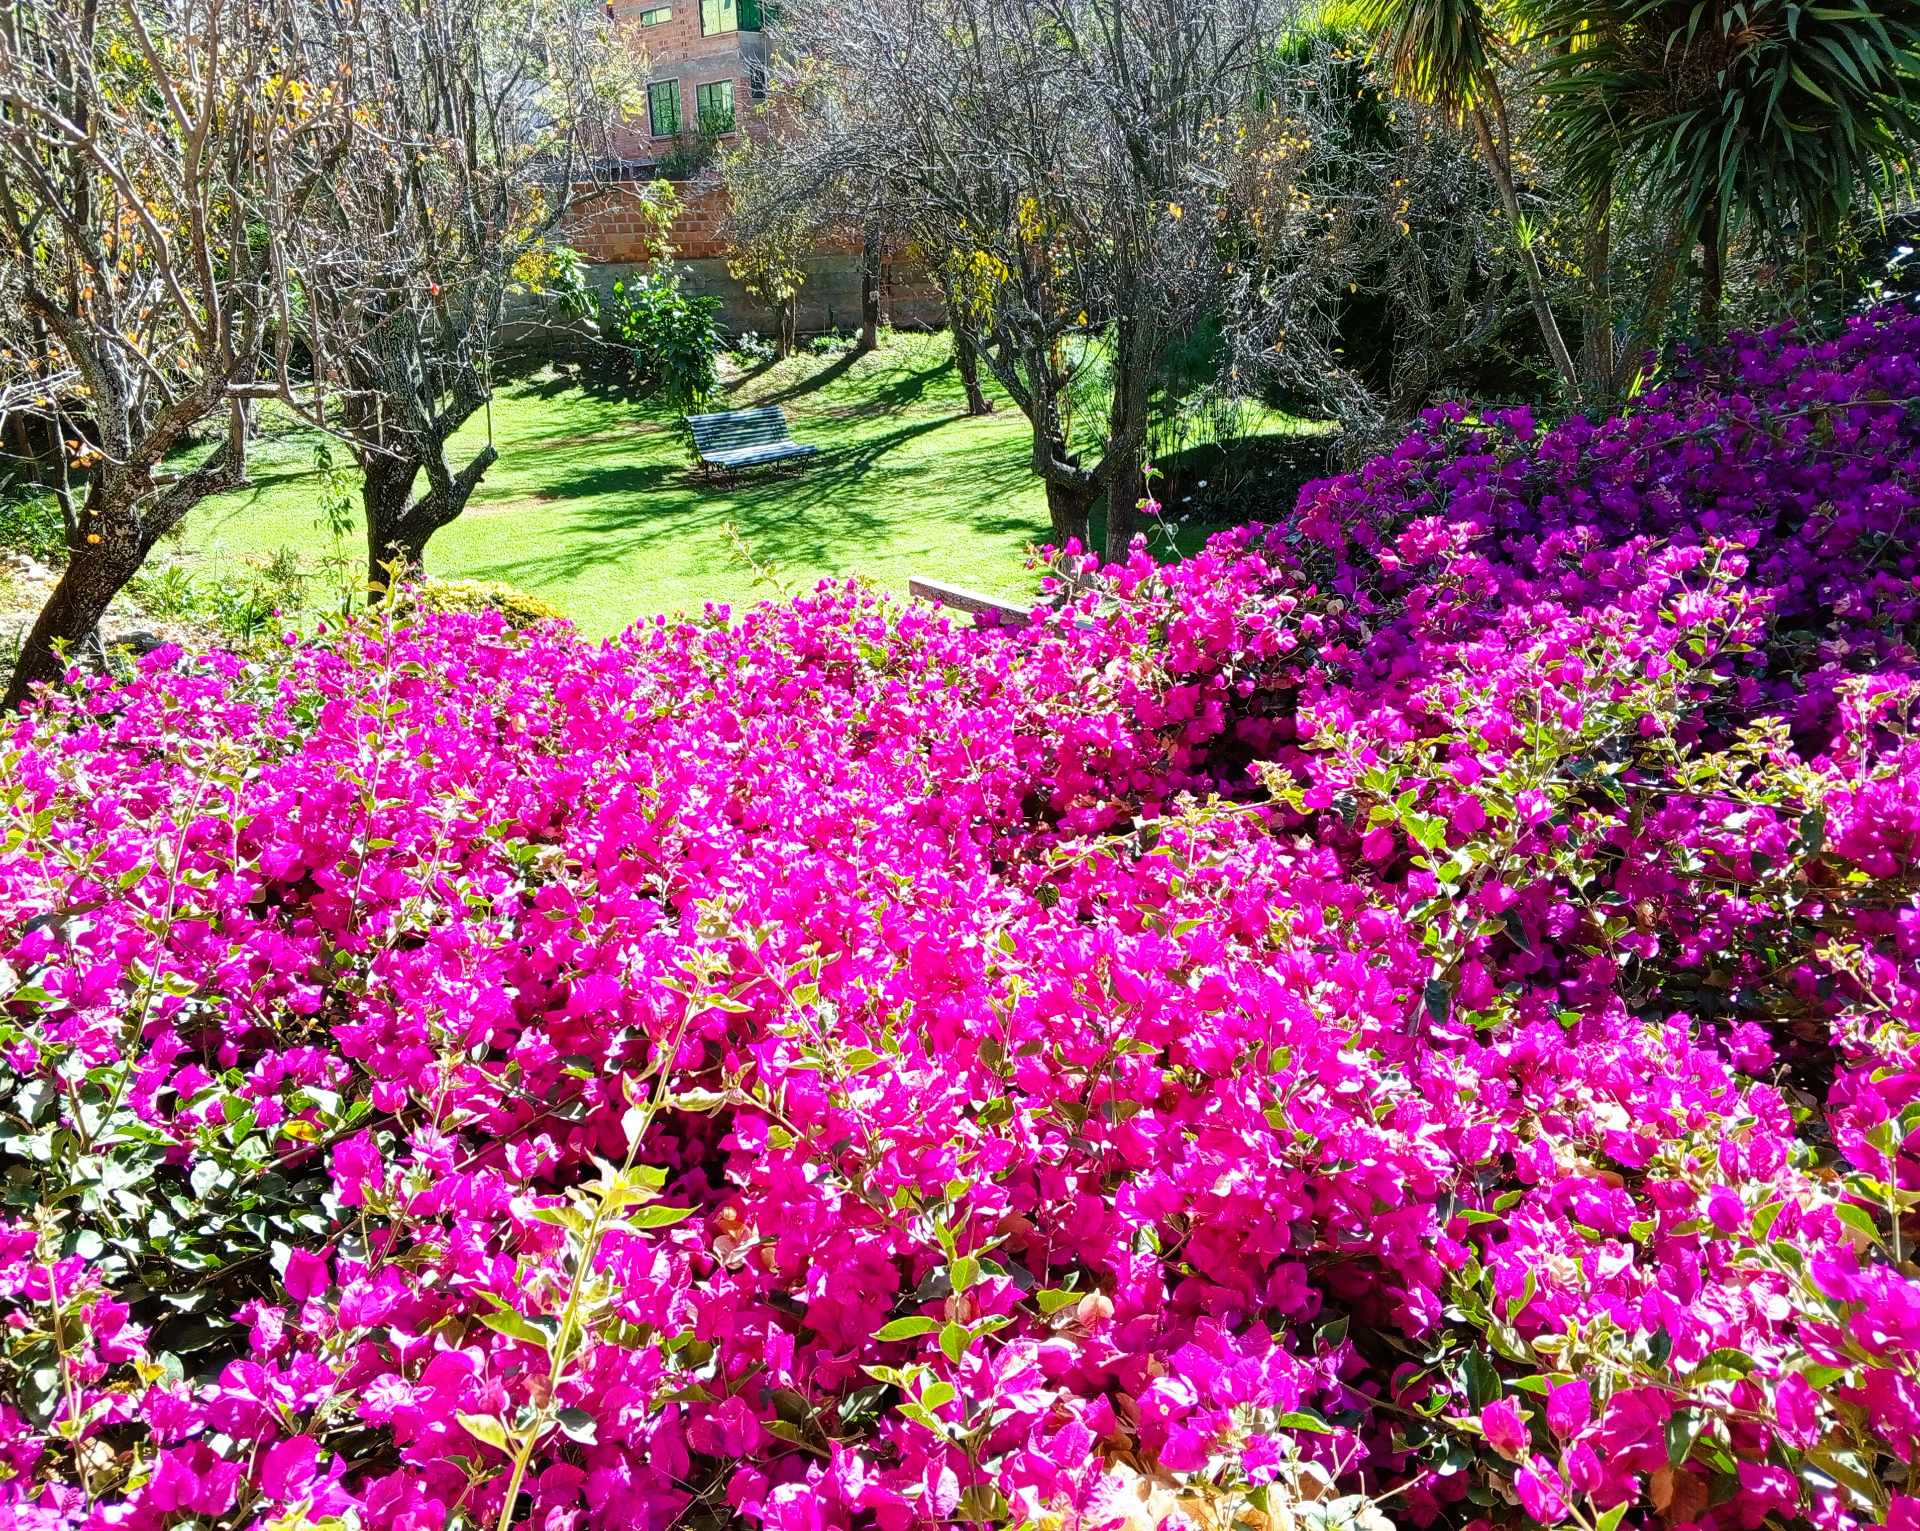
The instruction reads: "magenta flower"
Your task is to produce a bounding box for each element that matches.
[1545,1381,1590,1440]
[1481,1398,1529,1462]
[1,305,1918,1528]
[1515,1459,1570,1524]
[283,1249,331,1302]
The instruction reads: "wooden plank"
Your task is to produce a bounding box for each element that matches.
[908,576,1035,628]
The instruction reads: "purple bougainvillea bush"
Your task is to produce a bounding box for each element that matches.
[2,306,1920,1531]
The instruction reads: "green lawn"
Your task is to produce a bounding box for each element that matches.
[175,333,1054,638]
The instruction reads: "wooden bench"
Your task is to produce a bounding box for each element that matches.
[686,406,819,482]
[907,576,1039,629]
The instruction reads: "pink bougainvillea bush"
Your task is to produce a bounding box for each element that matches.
[2,306,1919,1531]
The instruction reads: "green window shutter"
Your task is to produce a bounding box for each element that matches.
[739,0,763,26]
[648,79,681,137]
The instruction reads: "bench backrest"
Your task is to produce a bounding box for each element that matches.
[687,406,795,456]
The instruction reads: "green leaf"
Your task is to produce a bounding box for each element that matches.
[938,1321,969,1364]
[1833,1200,1884,1251]
[624,1204,696,1230]
[949,1255,980,1294]
[918,1380,956,1411]
[1272,1410,1333,1434]
[1666,1409,1704,1467]
[557,1407,598,1445]
[479,1309,552,1350]
[1462,1350,1501,1409]
[1035,1287,1080,1314]
[1506,1267,1537,1323]
[873,1316,940,1342]
[458,1412,511,1454]
[1692,1347,1756,1377]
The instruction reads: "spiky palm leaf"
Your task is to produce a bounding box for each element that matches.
[1523,0,1920,242]
[1352,0,1510,114]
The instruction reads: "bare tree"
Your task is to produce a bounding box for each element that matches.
[0,0,355,708]
[307,0,636,590]
[723,136,815,359]
[1222,31,1543,451]
[759,0,1291,557]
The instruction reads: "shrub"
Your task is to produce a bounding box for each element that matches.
[129,554,312,646]
[0,307,1918,1531]
[600,271,722,408]
[0,490,67,565]
[409,576,566,627]
[732,331,779,364]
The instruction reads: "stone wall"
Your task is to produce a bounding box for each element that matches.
[582,255,942,339]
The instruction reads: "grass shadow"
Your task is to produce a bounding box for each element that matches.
[470,410,1028,589]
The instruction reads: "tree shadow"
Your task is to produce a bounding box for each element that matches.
[466,409,1043,591]
[736,347,864,410]
[721,357,779,392]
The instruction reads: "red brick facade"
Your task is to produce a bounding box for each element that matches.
[609,0,765,160]
[569,178,866,266]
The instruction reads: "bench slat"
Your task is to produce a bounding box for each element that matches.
[687,406,817,477]
[709,443,818,468]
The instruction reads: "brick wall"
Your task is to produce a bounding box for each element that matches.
[569,178,859,265]
[568,178,718,263]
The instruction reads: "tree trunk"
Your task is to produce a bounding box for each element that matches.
[859,233,882,352]
[777,296,797,359]
[362,452,424,595]
[1579,194,1616,412]
[5,412,34,475]
[1101,312,1153,560]
[1105,455,1149,560]
[362,441,498,598]
[1618,218,1689,397]
[1469,101,1580,401]
[2,484,139,710]
[367,526,431,592]
[1043,475,1095,553]
[1699,197,1725,347]
[228,398,253,486]
[954,329,993,416]
[4,441,239,712]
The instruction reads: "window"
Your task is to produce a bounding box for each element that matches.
[699,0,736,34]
[647,78,681,138]
[695,79,735,133]
[747,59,769,104]
[639,5,671,22]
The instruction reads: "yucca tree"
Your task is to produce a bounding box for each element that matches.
[1525,0,1920,344]
[1356,0,1585,397]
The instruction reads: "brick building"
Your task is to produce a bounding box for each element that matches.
[567,1,941,336]
[608,0,770,161]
